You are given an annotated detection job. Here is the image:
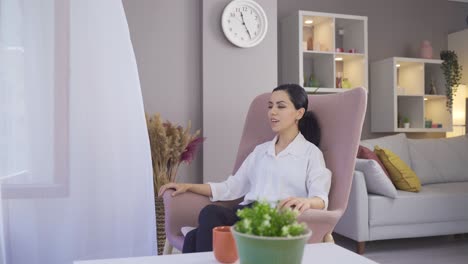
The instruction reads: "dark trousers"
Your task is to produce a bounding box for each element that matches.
[182,203,251,253]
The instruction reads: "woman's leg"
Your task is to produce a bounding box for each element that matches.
[195,204,240,252]
[182,229,197,253]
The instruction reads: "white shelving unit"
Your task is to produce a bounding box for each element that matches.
[371,57,452,133]
[280,11,368,93]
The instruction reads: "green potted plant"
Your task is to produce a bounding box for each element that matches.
[231,201,312,264]
[440,50,463,113]
[403,116,410,129]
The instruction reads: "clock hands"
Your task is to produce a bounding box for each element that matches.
[240,11,252,39]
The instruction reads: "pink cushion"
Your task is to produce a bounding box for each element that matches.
[357,145,390,178]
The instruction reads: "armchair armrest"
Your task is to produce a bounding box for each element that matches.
[334,171,369,241]
[162,190,243,238]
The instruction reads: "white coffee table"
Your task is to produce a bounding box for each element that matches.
[75,243,378,264]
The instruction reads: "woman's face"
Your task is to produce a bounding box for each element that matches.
[268,90,304,134]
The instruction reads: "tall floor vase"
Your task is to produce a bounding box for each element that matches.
[155,197,166,255]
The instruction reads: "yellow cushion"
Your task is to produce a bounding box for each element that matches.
[374,145,421,192]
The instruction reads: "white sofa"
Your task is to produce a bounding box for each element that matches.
[334,133,468,253]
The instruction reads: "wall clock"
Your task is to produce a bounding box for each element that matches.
[221,0,268,48]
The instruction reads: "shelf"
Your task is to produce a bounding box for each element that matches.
[303,51,334,58]
[302,15,334,52]
[395,128,451,133]
[280,11,368,93]
[303,53,334,88]
[393,57,443,64]
[371,57,451,133]
[334,52,365,57]
[335,18,366,54]
[424,95,446,99]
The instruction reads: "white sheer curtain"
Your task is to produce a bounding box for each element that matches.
[0,0,156,263]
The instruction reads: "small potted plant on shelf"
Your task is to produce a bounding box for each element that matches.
[231,201,312,264]
[403,117,410,129]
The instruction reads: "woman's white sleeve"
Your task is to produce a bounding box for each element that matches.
[207,150,254,202]
[306,150,332,210]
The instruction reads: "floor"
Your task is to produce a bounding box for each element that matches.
[334,233,468,264]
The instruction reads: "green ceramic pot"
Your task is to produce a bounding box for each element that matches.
[230,226,312,264]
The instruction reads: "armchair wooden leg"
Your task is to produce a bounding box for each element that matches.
[357,241,365,255]
[323,232,334,243]
[163,238,173,255]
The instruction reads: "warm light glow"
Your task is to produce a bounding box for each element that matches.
[424,98,428,101]
[335,57,343,61]
[447,84,467,138]
[396,64,401,68]
[453,84,467,126]
[304,20,313,25]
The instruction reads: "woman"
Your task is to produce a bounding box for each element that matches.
[158,84,331,253]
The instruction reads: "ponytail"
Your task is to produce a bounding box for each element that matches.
[299,111,321,147]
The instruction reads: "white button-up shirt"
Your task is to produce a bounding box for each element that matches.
[208,133,332,209]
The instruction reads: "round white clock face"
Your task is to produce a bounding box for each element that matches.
[221,0,268,48]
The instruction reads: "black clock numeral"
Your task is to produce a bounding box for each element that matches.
[230,12,235,17]
[235,7,240,12]
[242,7,248,12]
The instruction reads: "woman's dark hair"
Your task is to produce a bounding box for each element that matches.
[272,84,321,146]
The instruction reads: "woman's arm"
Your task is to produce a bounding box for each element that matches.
[158,183,212,197]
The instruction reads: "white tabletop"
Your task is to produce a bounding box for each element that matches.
[75,243,378,264]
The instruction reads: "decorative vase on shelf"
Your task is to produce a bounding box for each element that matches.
[307,37,314,50]
[336,72,343,88]
[420,40,433,59]
[404,123,410,129]
[429,78,437,94]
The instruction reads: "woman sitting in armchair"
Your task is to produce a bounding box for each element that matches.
[158,84,331,253]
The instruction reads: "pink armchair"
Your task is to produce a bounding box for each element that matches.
[163,87,367,253]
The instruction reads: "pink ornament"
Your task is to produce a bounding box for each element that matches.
[420,40,433,59]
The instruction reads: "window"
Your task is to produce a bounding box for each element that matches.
[0,0,69,198]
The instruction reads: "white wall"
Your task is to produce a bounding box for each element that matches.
[202,0,277,183]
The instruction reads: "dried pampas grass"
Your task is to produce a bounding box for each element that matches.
[146,114,203,193]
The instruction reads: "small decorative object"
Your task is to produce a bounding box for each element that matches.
[342,78,352,89]
[221,0,268,48]
[336,28,344,51]
[314,41,321,51]
[429,77,437,95]
[146,114,205,255]
[336,72,343,88]
[348,48,357,53]
[440,50,463,113]
[336,47,344,52]
[425,119,432,128]
[438,123,443,128]
[398,86,406,95]
[420,40,433,59]
[213,226,238,263]
[432,123,438,128]
[307,36,314,50]
[232,201,312,264]
[307,73,320,87]
[403,116,410,129]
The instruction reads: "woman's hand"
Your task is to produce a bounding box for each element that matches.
[158,183,192,197]
[278,197,312,213]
